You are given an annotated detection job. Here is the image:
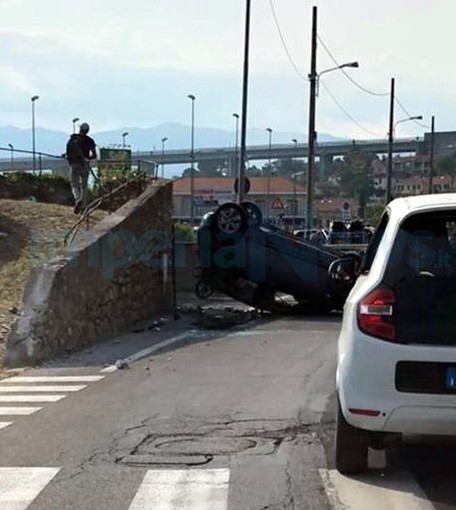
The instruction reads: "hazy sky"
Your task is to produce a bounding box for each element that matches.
[1,0,455,141]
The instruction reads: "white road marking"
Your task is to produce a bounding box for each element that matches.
[0,407,42,415]
[0,467,60,510]
[128,468,230,510]
[319,468,435,510]
[0,385,86,393]
[0,395,66,403]
[101,332,192,373]
[0,422,12,430]
[1,376,104,384]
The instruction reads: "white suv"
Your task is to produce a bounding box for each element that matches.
[334,194,456,474]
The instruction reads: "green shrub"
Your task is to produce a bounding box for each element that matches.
[174,222,196,242]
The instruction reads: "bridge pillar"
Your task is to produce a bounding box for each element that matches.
[319,152,333,180]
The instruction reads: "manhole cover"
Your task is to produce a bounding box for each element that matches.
[139,436,257,456]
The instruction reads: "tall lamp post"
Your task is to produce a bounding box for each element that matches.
[122,131,129,149]
[161,137,168,178]
[8,144,14,172]
[237,0,252,204]
[31,95,39,174]
[386,113,422,202]
[72,117,80,134]
[187,94,196,225]
[428,115,435,194]
[306,6,358,230]
[266,128,273,221]
[232,113,239,178]
[292,138,298,229]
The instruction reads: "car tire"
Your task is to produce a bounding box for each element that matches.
[195,280,214,299]
[213,203,247,234]
[335,397,369,474]
[241,201,263,225]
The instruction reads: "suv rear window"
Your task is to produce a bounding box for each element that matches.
[384,210,456,345]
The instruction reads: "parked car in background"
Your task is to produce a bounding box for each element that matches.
[332,194,456,474]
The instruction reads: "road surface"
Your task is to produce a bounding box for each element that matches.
[0,313,455,509]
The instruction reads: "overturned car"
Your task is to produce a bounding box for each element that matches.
[194,201,364,312]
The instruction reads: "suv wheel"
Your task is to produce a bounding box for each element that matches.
[335,397,369,474]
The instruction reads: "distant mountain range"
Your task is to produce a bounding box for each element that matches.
[0,123,346,158]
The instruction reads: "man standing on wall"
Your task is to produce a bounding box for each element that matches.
[66,122,97,214]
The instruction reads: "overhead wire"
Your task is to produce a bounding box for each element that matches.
[319,81,386,138]
[268,0,384,138]
[317,34,389,97]
[268,0,307,81]
[318,33,431,131]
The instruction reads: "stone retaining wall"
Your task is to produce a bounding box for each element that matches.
[5,181,173,367]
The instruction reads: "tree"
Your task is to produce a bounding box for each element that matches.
[337,148,376,215]
[196,158,228,177]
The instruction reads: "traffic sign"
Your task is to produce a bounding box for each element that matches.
[234,177,251,195]
[271,196,284,210]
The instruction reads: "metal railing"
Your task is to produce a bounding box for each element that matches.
[63,173,151,247]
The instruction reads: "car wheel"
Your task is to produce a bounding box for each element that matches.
[335,397,369,474]
[195,280,214,300]
[241,201,263,225]
[213,203,247,234]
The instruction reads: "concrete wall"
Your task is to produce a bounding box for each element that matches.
[174,242,198,292]
[5,181,173,367]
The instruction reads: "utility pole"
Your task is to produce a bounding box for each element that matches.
[386,77,395,203]
[306,5,317,230]
[238,0,251,204]
[428,115,435,194]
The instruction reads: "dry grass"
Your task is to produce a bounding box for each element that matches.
[0,199,108,369]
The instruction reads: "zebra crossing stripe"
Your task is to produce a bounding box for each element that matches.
[0,385,86,393]
[0,395,66,403]
[128,468,230,510]
[0,467,60,510]
[0,407,42,415]
[1,376,104,384]
[0,423,12,430]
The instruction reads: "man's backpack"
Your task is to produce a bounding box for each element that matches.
[66,135,84,164]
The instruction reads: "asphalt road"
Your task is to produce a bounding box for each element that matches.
[0,313,456,509]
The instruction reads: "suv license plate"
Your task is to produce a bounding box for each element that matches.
[446,367,456,390]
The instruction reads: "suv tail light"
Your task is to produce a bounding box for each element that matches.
[358,287,396,341]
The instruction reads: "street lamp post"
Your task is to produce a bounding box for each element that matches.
[188,94,196,225]
[266,128,273,221]
[72,117,80,134]
[306,7,359,230]
[122,132,129,149]
[238,0,252,204]
[232,113,239,178]
[316,62,359,96]
[428,115,435,194]
[31,95,39,174]
[161,137,168,178]
[8,144,14,172]
[386,110,423,202]
[292,139,298,230]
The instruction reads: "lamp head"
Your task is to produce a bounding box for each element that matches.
[187,94,195,101]
[31,95,39,102]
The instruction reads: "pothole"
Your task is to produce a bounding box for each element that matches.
[118,434,279,467]
[148,436,257,456]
